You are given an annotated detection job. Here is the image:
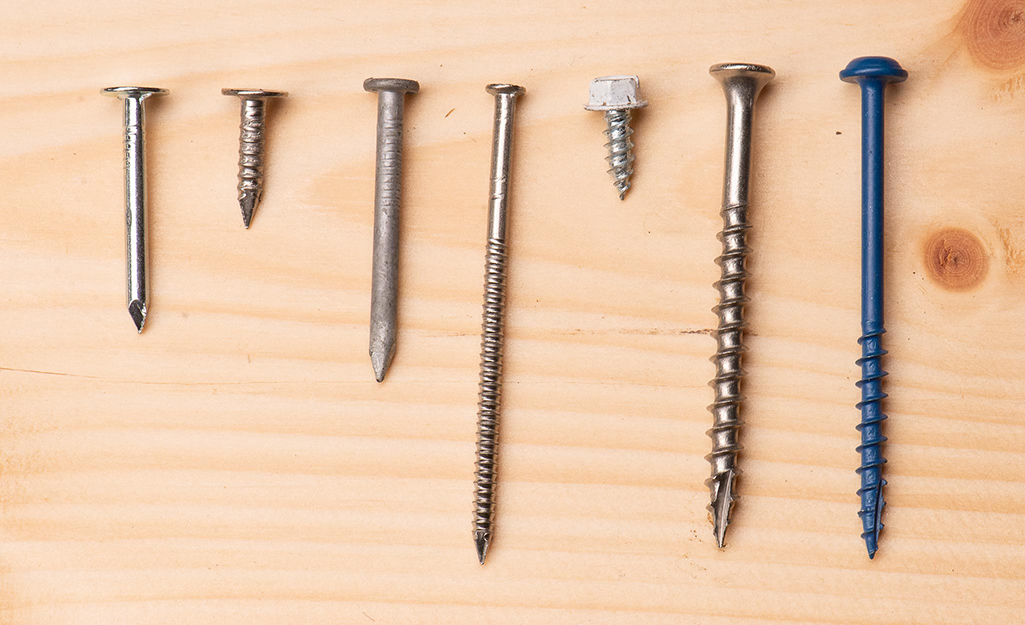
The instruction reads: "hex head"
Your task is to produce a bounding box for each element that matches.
[222,88,288,98]
[101,86,168,100]
[584,75,647,111]
[363,78,419,94]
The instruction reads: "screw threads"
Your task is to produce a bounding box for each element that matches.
[237,99,267,212]
[706,201,750,547]
[856,327,888,556]
[473,237,507,561]
[603,109,636,199]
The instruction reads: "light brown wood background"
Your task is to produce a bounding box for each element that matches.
[2,0,1024,623]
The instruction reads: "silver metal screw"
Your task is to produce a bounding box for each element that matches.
[584,75,647,200]
[706,63,774,549]
[364,78,419,383]
[102,86,168,333]
[222,88,288,229]
[473,83,525,565]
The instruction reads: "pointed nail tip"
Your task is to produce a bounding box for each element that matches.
[369,345,395,383]
[128,301,147,333]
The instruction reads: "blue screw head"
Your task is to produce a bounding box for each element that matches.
[839,56,908,85]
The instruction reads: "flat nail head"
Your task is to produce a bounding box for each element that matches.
[363,78,419,94]
[222,88,288,98]
[486,83,526,97]
[839,57,908,84]
[102,86,169,99]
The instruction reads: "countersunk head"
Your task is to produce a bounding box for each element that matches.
[363,78,419,94]
[222,88,288,98]
[839,56,908,85]
[486,83,526,98]
[709,63,775,92]
[101,86,168,99]
[584,75,647,111]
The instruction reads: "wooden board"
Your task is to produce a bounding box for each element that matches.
[2,0,1024,622]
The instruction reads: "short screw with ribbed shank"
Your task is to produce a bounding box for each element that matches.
[102,86,168,333]
[472,83,525,565]
[706,63,774,549]
[585,75,647,200]
[840,56,907,559]
[222,89,287,228]
[364,78,419,383]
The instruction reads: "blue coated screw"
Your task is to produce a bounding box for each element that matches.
[840,56,907,559]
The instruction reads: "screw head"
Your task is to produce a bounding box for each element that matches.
[102,86,169,99]
[222,88,288,98]
[584,75,647,111]
[486,83,526,98]
[709,63,776,93]
[363,78,419,94]
[839,57,908,84]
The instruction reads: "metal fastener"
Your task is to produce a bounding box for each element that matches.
[222,88,288,228]
[706,63,774,549]
[584,75,647,200]
[102,86,168,333]
[364,78,419,382]
[840,56,907,559]
[473,83,525,565]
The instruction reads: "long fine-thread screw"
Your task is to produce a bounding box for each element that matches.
[473,83,525,566]
[841,56,907,559]
[222,89,288,229]
[706,63,774,549]
[364,78,419,383]
[102,86,168,333]
[585,76,647,200]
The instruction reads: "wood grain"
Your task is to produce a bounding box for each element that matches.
[2,0,1025,623]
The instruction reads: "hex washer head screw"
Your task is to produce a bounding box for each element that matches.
[584,75,647,199]
[102,86,169,333]
[222,88,288,228]
[363,77,419,383]
[840,56,907,559]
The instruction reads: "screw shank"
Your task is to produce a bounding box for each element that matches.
[721,82,758,207]
[860,81,885,331]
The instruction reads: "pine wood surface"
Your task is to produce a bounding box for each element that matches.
[2,0,1025,623]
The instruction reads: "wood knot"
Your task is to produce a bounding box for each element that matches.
[923,228,989,291]
[962,0,1025,70]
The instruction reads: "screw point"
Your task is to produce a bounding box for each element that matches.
[474,532,490,565]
